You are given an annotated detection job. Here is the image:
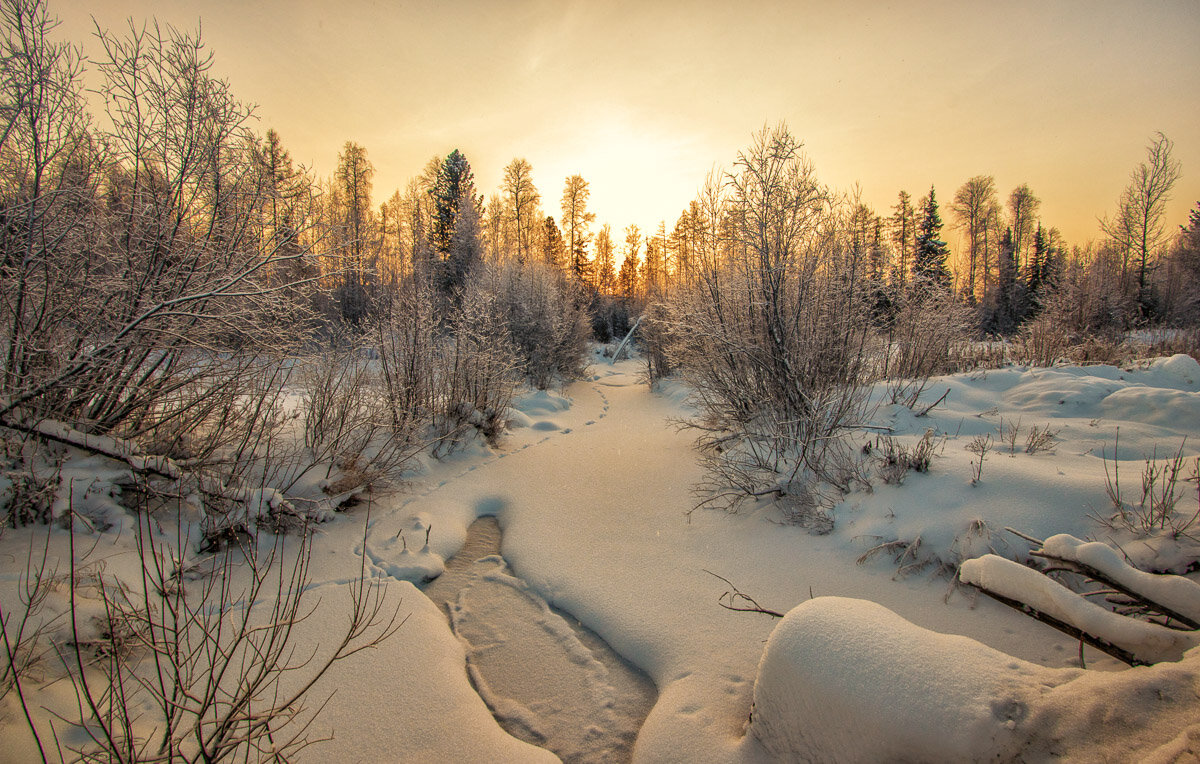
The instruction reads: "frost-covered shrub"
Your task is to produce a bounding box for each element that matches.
[878,280,976,406]
[431,276,523,448]
[485,261,590,389]
[658,126,876,518]
[1013,313,1071,367]
[637,301,674,386]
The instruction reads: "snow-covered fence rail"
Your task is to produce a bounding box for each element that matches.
[959,533,1200,666]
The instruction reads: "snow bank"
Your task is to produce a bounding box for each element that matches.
[748,596,1057,761]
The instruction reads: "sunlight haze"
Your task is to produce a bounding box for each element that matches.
[62,0,1200,246]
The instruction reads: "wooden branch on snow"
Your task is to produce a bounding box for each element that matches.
[963,532,1200,667]
[914,388,950,418]
[704,570,785,618]
[1004,528,1200,630]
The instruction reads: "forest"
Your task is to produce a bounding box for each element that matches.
[2,0,1200,761]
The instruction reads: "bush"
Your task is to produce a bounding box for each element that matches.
[659,126,876,519]
[877,281,976,406]
[485,261,591,389]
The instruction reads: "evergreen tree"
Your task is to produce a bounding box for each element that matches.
[618,225,641,299]
[1028,222,1048,296]
[429,149,479,294]
[333,141,376,322]
[430,149,476,257]
[593,223,616,293]
[560,174,595,284]
[988,225,1026,333]
[542,215,565,270]
[913,186,951,288]
[254,129,311,285]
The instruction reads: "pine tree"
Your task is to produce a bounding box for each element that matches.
[992,226,1022,332]
[333,141,376,322]
[618,225,641,299]
[560,174,595,284]
[913,186,951,289]
[593,223,616,293]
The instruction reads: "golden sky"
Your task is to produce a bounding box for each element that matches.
[62,0,1199,247]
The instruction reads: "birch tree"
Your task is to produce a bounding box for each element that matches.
[1101,132,1182,317]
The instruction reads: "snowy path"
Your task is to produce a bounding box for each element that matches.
[297,351,1182,762]
[421,516,656,763]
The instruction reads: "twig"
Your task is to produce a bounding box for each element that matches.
[703,570,785,618]
[1004,527,1045,546]
[915,388,950,418]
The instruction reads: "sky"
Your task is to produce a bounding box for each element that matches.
[60,0,1200,249]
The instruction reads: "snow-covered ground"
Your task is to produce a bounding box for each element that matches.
[4,348,1200,761]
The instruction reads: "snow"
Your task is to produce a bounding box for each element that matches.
[4,351,1200,761]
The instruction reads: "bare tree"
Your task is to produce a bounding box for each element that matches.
[657,124,875,525]
[560,173,595,285]
[1007,183,1041,277]
[502,157,539,266]
[951,175,999,304]
[1101,132,1182,317]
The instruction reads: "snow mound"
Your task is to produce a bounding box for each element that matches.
[514,389,572,416]
[1150,353,1200,389]
[502,407,535,429]
[1099,386,1200,434]
[748,596,1056,761]
[374,533,445,581]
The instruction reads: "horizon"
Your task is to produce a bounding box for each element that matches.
[62,0,1200,249]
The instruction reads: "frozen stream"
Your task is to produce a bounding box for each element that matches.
[421,516,658,763]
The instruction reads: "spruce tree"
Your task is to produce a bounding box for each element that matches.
[429,149,479,294]
[1028,222,1048,296]
[430,149,476,257]
[542,216,565,270]
[913,185,951,289]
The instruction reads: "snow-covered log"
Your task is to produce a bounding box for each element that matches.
[0,413,307,526]
[1038,534,1200,629]
[610,315,641,364]
[959,554,1199,665]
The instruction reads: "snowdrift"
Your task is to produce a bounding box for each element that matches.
[748,597,1200,762]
